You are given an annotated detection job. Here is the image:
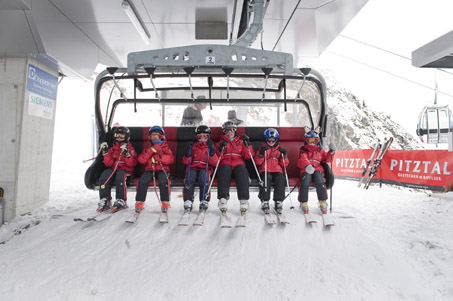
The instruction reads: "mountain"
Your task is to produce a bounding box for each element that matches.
[323,75,424,150]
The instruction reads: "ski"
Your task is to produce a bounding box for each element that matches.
[159,211,169,223]
[303,213,317,224]
[74,211,112,222]
[272,209,289,224]
[125,211,141,223]
[193,210,207,226]
[263,212,276,225]
[178,211,191,226]
[364,137,393,189]
[235,213,247,227]
[321,214,335,227]
[358,141,380,188]
[220,211,232,228]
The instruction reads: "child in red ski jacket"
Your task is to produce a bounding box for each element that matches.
[254,128,289,215]
[215,121,254,214]
[98,126,138,212]
[135,126,175,213]
[297,130,335,214]
[181,125,219,213]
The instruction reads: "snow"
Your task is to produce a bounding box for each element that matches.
[1,79,453,300]
[1,157,453,300]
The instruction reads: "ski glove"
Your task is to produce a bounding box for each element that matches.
[241,134,250,147]
[278,146,287,158]
[120,144,130,157]
[101,142,109,155]
[206,140,215,156]
[329,143,336,154]
[219,140,228,152]
[258,145,269,158]
[305,165,315,175]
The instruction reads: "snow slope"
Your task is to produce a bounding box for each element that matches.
[1,159,452,300]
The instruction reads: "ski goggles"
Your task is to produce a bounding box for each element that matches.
[196,134,209,140]
[114,133,126,139]
[306,138,319,144]
[224,128,235,133]
[266,138,277,144]
[149,133,161,139]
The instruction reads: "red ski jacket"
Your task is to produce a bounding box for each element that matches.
[254,142,289,174]
[215,134,254,169]
[103,142,138,174]
[138,142,175,173]
[182,142,219,172]
[297,144,332,176]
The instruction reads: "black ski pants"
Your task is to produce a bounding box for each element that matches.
[217,164,250,200]
[136,171,170,203]
[258,172,286,202]
[298,170,327,203]
[99,169,129,201]
[183,169,211,203]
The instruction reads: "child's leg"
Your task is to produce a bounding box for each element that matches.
[197,170,210,210]
[313,171,328,213]
[233,165,250,212]
[183,169,198,202]
[272,172,286,213]
[298,173,312,203]
[217,165,233,201]
[99,169,114,200]
[157,172,170,212]
[114,169,129,201]
[136,171,153,203]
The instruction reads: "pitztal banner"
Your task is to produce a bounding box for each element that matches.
[332,149,453,191]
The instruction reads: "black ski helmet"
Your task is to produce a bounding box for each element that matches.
[114,126,130,142]
[222,121,237,133]
[195,125,211,136]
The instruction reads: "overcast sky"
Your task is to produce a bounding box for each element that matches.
[312,0,453,144]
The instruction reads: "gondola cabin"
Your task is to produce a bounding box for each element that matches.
[416,104,453,144]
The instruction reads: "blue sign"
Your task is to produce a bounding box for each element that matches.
[26,64,58,100]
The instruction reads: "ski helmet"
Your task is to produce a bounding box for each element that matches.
[264,128,279,142]
[148,125,165,137]
[114,126,130,142]
[305,130,320,145]
[222,121,237,133]
[195,125,211,136]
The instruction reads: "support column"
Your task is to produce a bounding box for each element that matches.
[0,54,59,224]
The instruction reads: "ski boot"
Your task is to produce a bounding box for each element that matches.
[274,201,283,215]
[300,202,309,214]
[319,200,328,214]
[183,200,193,213]
[261,200,270,214]
[199,200,209,212]
[161,201,170,213]
[97,198,112,212]
[112,199,127,212]
[135,201,145,213]
[239,200,249,215]
[218,198,228,213]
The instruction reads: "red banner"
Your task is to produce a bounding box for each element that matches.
[332,149,453,191]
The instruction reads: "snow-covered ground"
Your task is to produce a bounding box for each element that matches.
[1,157,453,300]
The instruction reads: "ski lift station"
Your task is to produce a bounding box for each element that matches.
[8,0,451,225]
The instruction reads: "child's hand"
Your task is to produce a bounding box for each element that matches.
[305,165,315,175]
[258,145,269,158]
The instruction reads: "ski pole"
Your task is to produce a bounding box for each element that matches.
[83,144,104,163]
[185,145,192,189]
[151,146,171,199]
[329,152,333,213]
[151,157,161,206]
[264,149,268,195]
[204,147,225,200]
[245,143,264,187]
[281,153,294,209]
[100,148,125,189]
[82,157,97,163]
[201,147,210,202]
